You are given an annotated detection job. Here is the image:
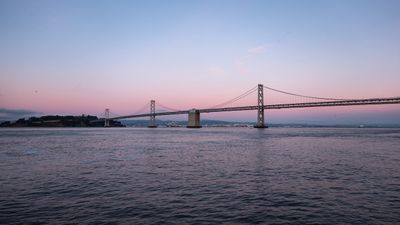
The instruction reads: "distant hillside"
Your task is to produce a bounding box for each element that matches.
[0,115,124,127]
[2,116,399,128]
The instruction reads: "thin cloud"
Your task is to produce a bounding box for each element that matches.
[233,43,270,75]
[247,44,269,54]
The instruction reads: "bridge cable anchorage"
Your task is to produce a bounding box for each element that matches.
[210,85,258,109]
[155,102,182,112]
[262,85,352,101]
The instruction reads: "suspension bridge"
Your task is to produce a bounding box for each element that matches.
[99,84,400,128]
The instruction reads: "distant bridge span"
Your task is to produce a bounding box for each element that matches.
[101,85,400,128]
[111,97,400,120]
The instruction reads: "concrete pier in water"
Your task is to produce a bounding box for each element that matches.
[187,109,201,128]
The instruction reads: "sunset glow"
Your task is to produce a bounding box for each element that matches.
[1,0,399,124]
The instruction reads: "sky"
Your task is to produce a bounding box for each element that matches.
[0,0,399,124]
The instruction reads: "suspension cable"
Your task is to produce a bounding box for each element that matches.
[263,85,350,101]
[210,85,258,108]
[156,102,182,112]
[109,110,122,118]
[133,102,150,114]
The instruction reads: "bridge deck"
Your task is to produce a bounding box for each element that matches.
[107,97,400,120]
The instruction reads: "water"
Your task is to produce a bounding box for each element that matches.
[0,128,399,224]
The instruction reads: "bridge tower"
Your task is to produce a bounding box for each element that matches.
[148,100,157,128]
[104,108,110,127]
[254,84,267,128]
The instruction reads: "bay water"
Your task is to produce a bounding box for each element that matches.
[1,128,399,224]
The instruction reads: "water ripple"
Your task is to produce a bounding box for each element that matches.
[0,128,399,224]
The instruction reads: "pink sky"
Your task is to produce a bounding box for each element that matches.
[1,1,400,124]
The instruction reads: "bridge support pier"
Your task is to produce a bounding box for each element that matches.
[254,84,268,128]
[187,109,202,128]
[148,100,157,128]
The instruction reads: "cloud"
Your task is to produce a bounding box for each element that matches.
[0,108,41,121]
[207,67,225,75]
[233,43,271,74]
[247,44,269,54]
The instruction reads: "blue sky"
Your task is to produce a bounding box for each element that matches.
[0,0,399,124]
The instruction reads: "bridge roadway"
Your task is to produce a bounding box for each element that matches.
[109,97,400,120]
